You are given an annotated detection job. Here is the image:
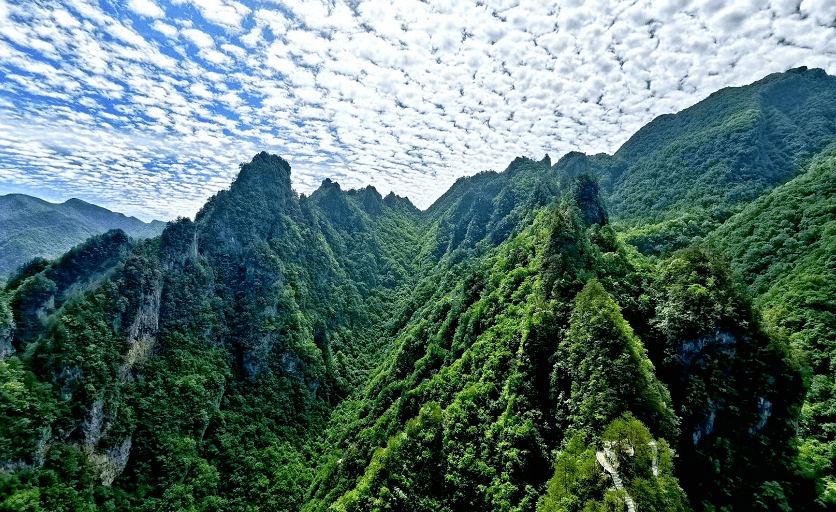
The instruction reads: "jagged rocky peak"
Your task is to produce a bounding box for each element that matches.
[353,185,383,215]
[317,177,340,191]
[504,155,538,175]
[555,151,592,179]
[193,152,300,257]
[310,177,362,230]
[230,151,293,196]
[572,173,608,226]
[383,191,417,211]
[309,178,344,203]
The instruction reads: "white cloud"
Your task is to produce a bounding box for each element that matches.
[181,27,215,49]
[151,20,178,38]
[128,0,165,19]
[177,0,251,29]
[0,0,834,219]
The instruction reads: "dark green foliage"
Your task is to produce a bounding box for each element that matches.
[648,246,806,510]
[571,174,607,227]
[0,152,435,511]
[598,67,836,227]
[427,156,565,258]
[46,230,132,296]
[9,272,56,349]
[331,402,445,512]
[4,258,51,292]
[8,230,134,350]
[710,144,836,505]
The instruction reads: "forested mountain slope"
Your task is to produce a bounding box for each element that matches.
[0,151,465,510]
[710,143,836,502]
[0,194,166,277]
[587,66,836,254]
[1,68,836,511]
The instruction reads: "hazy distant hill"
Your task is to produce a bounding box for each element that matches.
[0,194,165,276]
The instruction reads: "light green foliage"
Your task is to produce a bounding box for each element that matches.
[309,201,683,512]
[554,280,674,437]
[0,357,55,462]
[597,67,836,230]
[331,402,444,512]
[536,433,598,512]
[537,416,687,512]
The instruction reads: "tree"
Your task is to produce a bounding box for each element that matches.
[552,280,675,438]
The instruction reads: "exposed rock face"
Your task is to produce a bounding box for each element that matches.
[0,336,12,358]
[753,396,773,432]
[692,400,722,447]
[596,440,637,512]
[572,174,608,226]
[0,300,14,357]
[356,185,383,216]
[79,400,133,485]
[679,329,739,368]
[121,278,162,379]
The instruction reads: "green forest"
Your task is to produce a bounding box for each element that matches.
[1,67,836,511]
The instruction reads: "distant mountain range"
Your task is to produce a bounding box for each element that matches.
[0,194,166,277]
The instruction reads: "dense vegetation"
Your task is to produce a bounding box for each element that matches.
[1,67,835,511]
[0,194,165,277]
[711,143,836,502]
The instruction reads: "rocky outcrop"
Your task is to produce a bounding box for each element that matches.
[572,173,608,226]
[596,440,637,512]
[121,278,162,379]
[596,439,662,512]
[0,300,14,357]
[80,400,132,485]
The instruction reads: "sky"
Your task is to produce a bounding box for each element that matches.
[0,0,834,221]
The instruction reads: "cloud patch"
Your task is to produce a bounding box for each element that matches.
[128,0,165,19]
[0,0,834,220]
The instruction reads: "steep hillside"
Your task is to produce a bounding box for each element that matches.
[589,67,836,254]
[304,189,803,512]
[710,142,836,502]
[0,153,433,511]
[0,194,166,277]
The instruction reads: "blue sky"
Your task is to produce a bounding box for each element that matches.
[0,0,834,221]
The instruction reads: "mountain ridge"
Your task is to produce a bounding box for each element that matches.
[0,67,834,511]
[0,193,166,277]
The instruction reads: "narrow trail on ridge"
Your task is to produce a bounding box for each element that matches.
[596,440,660,512]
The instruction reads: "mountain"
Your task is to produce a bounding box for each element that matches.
[570,66,836,255]
[709,143,836,502]
[0,194,166,277]
[1,67,835,512]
